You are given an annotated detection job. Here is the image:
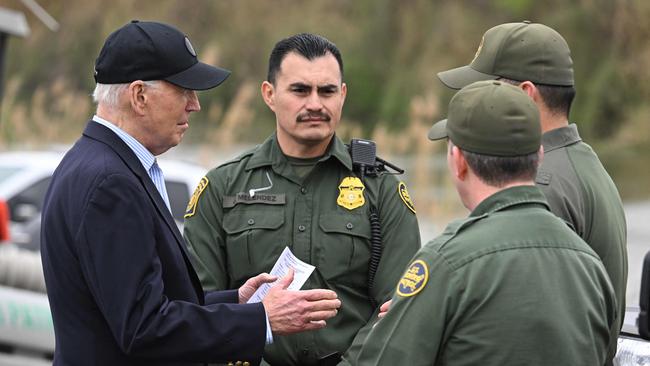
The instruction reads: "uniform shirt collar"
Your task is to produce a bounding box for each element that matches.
[541,123,582,154]
[470,185,550,218]
[245,133,353,171]
[92,115,156,171]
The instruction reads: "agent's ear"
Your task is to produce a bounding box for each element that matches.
[537,145,544,169]
[450,144,468,181]
[340,82,347,106]
[518,81,539,100]
[128,81,148,115]
[261,81,276,112]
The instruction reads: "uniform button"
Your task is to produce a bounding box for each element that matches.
[346,222,354,230]
[243,363,250,366]
[300,187,307,194]
[302,349,309,356]
[235,362,242,366]
[247,219,255,225]
[227,363,233,366]
[298,225,306,232]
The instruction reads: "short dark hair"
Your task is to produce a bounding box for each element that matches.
[498,78,575,117]
[456,143,540,187]
[535,83,576,117]
[267,33,343,85]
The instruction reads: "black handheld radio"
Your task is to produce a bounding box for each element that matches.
[348,139,403,308]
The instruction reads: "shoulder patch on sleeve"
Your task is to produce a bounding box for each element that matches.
[398,181,416,214]
[397,259,428,297]
[184,176,209,218]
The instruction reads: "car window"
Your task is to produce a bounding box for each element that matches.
[0,167,23,185]
[7,177,52,223]
[165,180,190,221]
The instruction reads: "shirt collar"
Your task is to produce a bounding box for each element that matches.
[541,124,582,153]
[245,133,353,171]
[92,115,156,171]
[470,185,550,218]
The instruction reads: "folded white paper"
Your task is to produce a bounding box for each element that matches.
[246,246,315,303]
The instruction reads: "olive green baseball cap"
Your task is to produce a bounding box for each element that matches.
[437,21,574,89]
[428,80,541,156]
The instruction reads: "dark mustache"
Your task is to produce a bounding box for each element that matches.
[296,112,331,122]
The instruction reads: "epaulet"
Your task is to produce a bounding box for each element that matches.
[435,215,487,251]
[214,146,259,170]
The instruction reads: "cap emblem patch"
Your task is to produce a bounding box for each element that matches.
[184,37,197,57]
[397,260,428,297]
[471,35,485,64]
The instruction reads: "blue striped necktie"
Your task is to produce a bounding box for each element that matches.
[149,160,171,212]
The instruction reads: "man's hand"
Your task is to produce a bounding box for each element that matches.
[378,299,392,318]
[238,273,277,304]
[262,269,341,335]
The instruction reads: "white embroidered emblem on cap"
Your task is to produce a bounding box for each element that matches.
[184,37,196,57]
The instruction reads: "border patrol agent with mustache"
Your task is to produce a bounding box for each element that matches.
[183,33,420,365]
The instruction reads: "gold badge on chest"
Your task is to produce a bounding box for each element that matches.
[337,176,365,210]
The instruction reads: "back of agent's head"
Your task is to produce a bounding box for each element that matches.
[267,33,344,85]
[428,80,542,187]
[437,21,575,117]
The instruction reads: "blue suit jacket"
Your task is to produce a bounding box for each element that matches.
[41,121,266,365]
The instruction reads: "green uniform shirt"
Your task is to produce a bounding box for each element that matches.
[536,124,627,335]
[183,134,421,365]
[351,186,618,366]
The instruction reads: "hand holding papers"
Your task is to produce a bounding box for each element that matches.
[248,247,341,335]
[247,247,315,303]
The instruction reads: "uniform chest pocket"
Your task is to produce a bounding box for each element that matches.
[223,209,286,285]
[317,213,371,284]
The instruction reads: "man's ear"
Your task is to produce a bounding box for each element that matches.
[519,81,540,101]
[261,81,276,112]
[537,145,544,168]
[452,145,468,181]
[129,81,147,115]
[340,82,347,106]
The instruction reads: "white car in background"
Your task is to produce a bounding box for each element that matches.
[0,151,207,364]
[0,150,206,251]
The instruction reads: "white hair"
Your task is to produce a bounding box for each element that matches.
[92,81,161,109]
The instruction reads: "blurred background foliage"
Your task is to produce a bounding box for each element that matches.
[0,0,649,207]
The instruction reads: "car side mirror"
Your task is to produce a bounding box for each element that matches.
[638,251,650,339]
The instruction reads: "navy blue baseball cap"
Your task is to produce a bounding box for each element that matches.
[94,20,230,90]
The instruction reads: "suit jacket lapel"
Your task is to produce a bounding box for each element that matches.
[82,121,205,300]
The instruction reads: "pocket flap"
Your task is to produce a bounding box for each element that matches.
[223,211,285,234]
[319,213,371,239]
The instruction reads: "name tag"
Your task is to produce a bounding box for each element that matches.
[223,193,286,208]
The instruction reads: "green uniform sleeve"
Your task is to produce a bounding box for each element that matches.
[341,176,421,363]
[183,171,230,291]
[355,251,456,365]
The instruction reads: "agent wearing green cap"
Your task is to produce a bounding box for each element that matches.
[349,81,617,366]
[437,21,627,357]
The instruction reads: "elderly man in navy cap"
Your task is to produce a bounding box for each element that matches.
[41,20,340,366]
